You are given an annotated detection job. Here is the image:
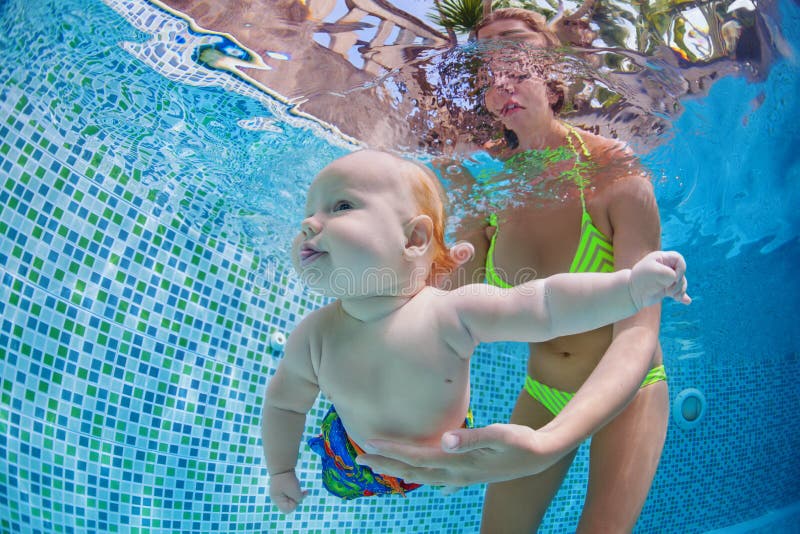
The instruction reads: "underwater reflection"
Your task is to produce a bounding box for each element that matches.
[153,0,784,155]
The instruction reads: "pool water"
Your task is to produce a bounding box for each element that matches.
[1,0,799,532]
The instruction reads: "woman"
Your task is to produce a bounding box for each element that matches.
[357,9,671,532]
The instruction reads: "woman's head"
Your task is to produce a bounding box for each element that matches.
[475,10,568,136]
[481,61,568,135]
[475,8,561,47]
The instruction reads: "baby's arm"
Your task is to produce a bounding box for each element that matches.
[451,251,689,344]
[261,319,320,513]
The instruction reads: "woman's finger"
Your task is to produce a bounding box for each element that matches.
[356,455,452,485]
[356,453,440,479]
[443,424,520,452]
[361,440,448,465]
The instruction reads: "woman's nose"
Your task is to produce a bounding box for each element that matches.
[301,216,321,237]
[492,74,514,92]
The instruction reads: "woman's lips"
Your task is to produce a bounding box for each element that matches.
[501,101,524,117]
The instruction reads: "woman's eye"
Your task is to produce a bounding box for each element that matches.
[332,200,353,212]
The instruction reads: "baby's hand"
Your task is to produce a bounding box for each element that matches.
[269,470,307,514]
[629,251,691,310]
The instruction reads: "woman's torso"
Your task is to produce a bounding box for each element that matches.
[458,136,662,391]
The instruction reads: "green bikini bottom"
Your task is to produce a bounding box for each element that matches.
[524,365,667,416]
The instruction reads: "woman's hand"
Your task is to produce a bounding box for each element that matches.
[355,424,567,492]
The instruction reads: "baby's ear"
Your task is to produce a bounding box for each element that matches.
[404,215,434,258]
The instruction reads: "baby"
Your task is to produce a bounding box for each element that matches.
[261,150,689,512]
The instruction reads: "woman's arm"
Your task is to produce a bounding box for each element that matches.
[533,174,664,446]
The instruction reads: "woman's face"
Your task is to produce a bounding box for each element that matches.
[477,19,552,48]
[483,66,555,130]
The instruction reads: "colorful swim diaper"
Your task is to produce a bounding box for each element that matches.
[308,405,473,500]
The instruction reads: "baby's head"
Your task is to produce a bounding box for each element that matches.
[293,150,458,297]
[398,155,459,284]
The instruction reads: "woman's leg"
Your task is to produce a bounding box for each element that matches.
[480,388,577,534]
[577,380,669,533]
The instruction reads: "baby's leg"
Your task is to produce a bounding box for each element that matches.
[480,388,576,534]
[578,380,669,532]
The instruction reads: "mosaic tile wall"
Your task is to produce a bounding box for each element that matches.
[1,0,799,533]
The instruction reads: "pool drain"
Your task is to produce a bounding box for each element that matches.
[673,388,706,430]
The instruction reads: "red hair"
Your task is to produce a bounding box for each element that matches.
[402,160,458,283]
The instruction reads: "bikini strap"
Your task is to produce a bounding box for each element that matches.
[486,212,500,265]
[485,211,513,288]
[564,124,591,215]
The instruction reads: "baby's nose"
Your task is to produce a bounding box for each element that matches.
[301,216,321,237]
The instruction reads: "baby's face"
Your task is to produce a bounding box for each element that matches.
[292,151,418,297]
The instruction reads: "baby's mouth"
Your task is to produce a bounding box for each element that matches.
[299,245,326,266]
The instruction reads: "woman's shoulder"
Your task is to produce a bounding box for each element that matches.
[591,165,655,217]
[582,131,651,185]
[582,132,656,227]
[582,130,635,162]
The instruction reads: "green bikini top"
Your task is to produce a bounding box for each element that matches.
[485,127,615,289]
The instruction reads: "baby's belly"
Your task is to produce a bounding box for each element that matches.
[332,393,470,451]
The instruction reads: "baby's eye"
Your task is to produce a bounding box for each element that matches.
[332,200,353,212]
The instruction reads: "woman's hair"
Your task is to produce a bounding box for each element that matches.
[400,159,458,282]
[503,127,520,149]
[475,8,561,47]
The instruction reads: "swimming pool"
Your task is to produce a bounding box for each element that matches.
[1,0,798,532]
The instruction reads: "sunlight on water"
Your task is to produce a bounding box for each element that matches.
[88,0,794,264]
